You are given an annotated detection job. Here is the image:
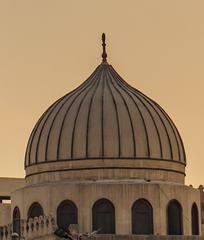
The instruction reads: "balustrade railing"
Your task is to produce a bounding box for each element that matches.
[0,215,55,240]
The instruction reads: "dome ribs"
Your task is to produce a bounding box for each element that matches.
[114,67,183,162]
[26,107,50,166]
[26,97,62,166]
[27,92,71,165]
[45,95,80,161]
[32,96,67,164]
[109,66,150,158]
[37,92,78,162]
[56,68,99,160]
[101,68,105,157]
[107,67,136,158]
[116,76,175,160]
[45,67,99,161]
[85,68,102,158]
[70,73,99,159]
[154,101,185,163]
[111,66,162,159]
[123,86,163,158]
[102,67,119,157]
[136,90,175,160]
[110,65,184,163]
[135,92,174,160]
[32,67,98,164]
[106,68,121,158]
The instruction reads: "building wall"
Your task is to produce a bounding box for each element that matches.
[198,186,204,235]
[0,203,11,226]
[12,180,200,236]
[0,178,25,197]
[0,177,25,226]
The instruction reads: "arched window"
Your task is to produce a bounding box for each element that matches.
[192,203,199,235]
[92,198,115,234]
[57,200,78,231]
[27,202,44,219]
[132,199,153,234]
[167,200,183,235]
[13,207,21,236]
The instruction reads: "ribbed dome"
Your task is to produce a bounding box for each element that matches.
[25,62,186,168]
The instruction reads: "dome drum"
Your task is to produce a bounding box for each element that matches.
[25,158,185,184]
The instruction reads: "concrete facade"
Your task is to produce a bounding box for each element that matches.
[0,178,25,226]
[12,180,200,235]
[0,203,11,226]
[0,178,25,197]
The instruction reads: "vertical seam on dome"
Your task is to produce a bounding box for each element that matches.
[109,66,150,157]
[106,68,121,157]
[28,97,64,166]
[115,73,182,162]
[85,69,101,158]
[26,113,46,167]
[111,67,164,158]
[70,77,99,158]
[135,91,173,160]
[56,68,99,160]
[136,88,183,162]
[120,82,163,158]
[45,67,100,161]
[111,66,184,163]
[107,67,136,157]
[110,65,184,163]
[101,68,105,157]
[26,112,47,167]
[44,96,75,161]
[35,69,99,163]
[36,97,72,163]
[56,81,94,159]
[154,102,184,162]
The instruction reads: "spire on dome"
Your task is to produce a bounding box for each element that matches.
[101,33,107,62]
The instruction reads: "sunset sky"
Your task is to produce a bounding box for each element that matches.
[0,0,204,187]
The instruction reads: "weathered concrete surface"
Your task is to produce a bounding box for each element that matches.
[25,159,185,185]
[0,203,11,225]
[0,177,25,196]
[12,180,200,235]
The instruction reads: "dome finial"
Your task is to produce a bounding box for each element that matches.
[102,33,107,62]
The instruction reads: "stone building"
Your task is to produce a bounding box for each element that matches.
[0,34,204,240]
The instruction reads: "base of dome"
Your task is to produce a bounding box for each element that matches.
[25,158,185,185]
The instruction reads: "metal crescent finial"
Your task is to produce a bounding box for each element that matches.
[102,33,107,62]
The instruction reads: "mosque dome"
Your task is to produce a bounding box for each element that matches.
[25,34,186,184]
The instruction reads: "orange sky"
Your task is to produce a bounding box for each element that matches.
[0,0,204,187]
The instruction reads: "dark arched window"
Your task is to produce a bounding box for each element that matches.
[192,203,199,235]
[28,202,44,219]
[92,198,115,234]
[13,207,21,236]
[57,200,78,231]
[167,200,183,235]
[132,199,153,234]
